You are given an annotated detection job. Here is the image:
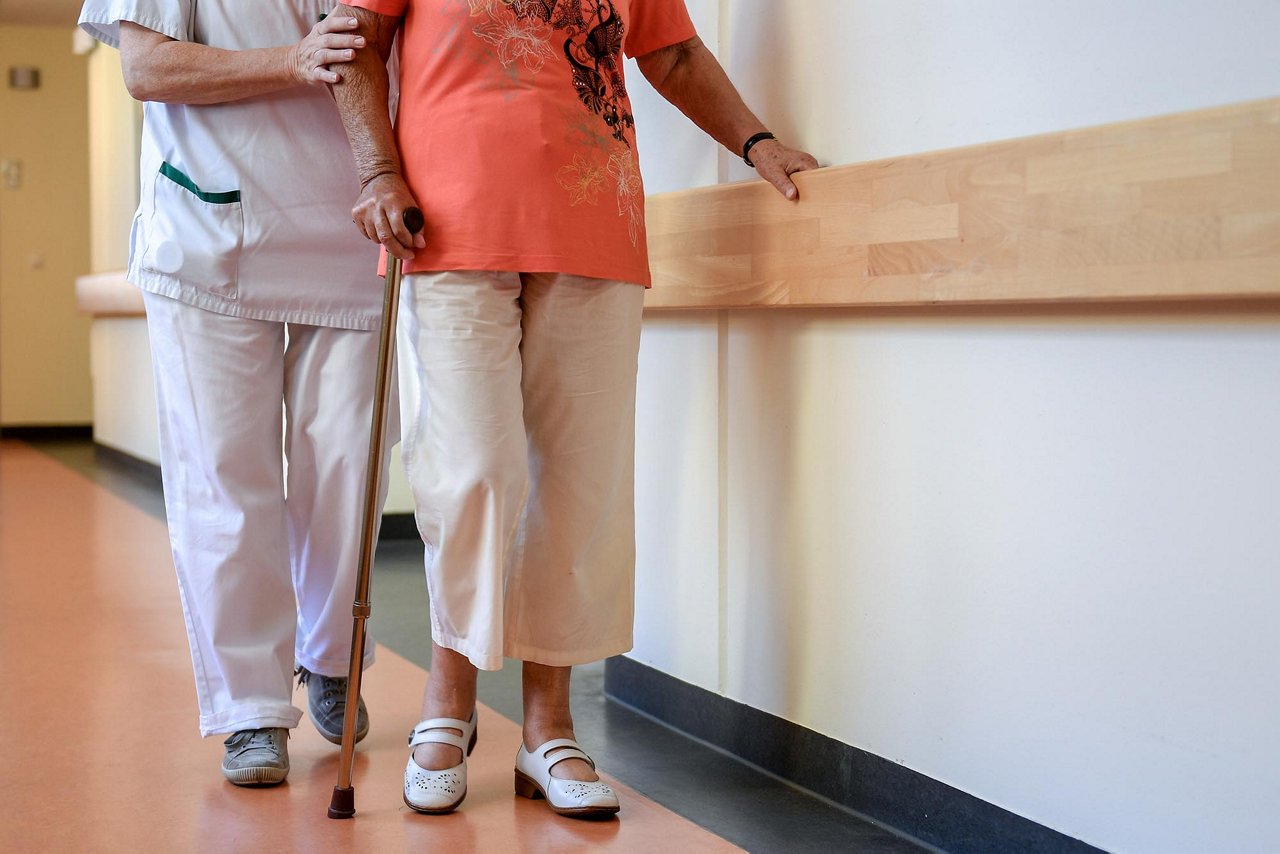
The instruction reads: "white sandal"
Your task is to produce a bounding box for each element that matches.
[403,711,477,814]
[514,738,620,818]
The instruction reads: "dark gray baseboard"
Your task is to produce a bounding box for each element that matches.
[94,443,163,484]
[379,513,418,540]
[604,655,1105,854]
[1,424,93,440]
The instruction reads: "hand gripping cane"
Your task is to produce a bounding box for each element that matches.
[328,207,425,820]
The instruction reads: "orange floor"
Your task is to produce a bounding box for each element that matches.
[0,441,739,852]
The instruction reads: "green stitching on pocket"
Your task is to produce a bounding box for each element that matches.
[159,162,241,205]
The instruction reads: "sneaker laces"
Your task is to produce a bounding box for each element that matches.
[295,666,346,711]
[224,728,282,756]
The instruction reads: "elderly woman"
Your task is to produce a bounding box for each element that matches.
[331,0,817,817]
[76,1,394,786]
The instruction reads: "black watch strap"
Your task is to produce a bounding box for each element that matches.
[742,132,776,167]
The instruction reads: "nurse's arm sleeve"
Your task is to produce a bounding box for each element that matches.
[329,6,404,188]
[117,19,356,104]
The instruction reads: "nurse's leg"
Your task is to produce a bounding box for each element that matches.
[143,292,299,737]
[283,322,389,676]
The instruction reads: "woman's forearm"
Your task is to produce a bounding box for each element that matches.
[328,5,422,257]
[329,6,403,187]
[638,36,819,199]
[638,38,768,157]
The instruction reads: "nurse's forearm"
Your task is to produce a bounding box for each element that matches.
[329,6,403,187]
[117,18,362,105]
[124,44,296,104]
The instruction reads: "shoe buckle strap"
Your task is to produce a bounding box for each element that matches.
[546,747,593,770]
[534,738,596,771]
[409,729,469,750]
[408,714,475,749]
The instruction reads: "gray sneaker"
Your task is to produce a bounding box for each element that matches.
[296,666,369,745]
[221,728,289,786]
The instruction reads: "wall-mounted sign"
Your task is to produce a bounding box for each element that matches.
[9,67,41,90]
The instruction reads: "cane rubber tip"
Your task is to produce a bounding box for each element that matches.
[328,786,356,819]
[403,207,424,235]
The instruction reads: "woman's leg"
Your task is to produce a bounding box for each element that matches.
[398,270,529,670]
[512,273,646,782]
[398,270,528,769]
[522,662,596,781]
[504,273,644,665]
[412,642,479,769]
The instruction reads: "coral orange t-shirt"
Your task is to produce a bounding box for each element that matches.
[347,0,698,286]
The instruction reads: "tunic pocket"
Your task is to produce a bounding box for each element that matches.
[142,162,244,298]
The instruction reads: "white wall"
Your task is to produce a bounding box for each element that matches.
[90,317,157,461]
[85,44,139,275]
[626,2,1280,852]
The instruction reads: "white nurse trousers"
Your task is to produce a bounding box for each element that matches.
[398,271,645,671]
[144,292,393,736]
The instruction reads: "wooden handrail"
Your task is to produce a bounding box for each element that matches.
[79,98,1279,318]
[644,98,1280,310]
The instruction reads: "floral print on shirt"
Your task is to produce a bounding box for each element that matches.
[469,0,644,246]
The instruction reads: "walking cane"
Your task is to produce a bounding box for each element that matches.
[329,207,424,820]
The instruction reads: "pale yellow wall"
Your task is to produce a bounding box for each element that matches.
[0,25,92,425]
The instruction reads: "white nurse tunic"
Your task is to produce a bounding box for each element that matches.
[81,0,382,328]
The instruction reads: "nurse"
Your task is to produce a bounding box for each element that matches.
[77,1,403,786]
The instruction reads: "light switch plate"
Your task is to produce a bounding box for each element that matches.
[1,160,21,189]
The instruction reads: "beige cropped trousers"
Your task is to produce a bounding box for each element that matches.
[397,270,645,670]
